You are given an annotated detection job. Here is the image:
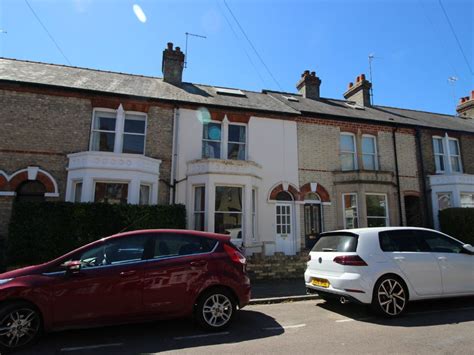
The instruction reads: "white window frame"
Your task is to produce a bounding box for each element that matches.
[227,122,247,160]
[437,192,453,211]
[214,185,244,238]
[139,183,152,205]
[365,193,389,227]
[93,180,130,204]
[361,134,378,170]
[342,193,359,229]
[432,134,463,174]
[201,120,248,160]
[340,132,357,171]
[447,137,462,173]
[72,180,83,202]
[123,113,147,155]
[90,107,147,155]
[252,188,257,240]
[193,185,206,231]
[460,192,474,208]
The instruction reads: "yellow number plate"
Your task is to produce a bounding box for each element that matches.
[311,278,330,288]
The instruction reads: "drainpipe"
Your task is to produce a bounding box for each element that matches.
[415,128,431,228]
[392,126,403,226]
[169,106,179,204]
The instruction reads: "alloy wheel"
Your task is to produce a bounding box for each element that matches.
[202,294,233,328]
[0,308,40,349]
[377,279,406,316]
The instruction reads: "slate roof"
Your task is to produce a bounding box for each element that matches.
[0,58,298,115]
[265,91,474,133]
[1,57,473,133]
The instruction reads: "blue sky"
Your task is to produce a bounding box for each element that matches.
[0,0,472,115]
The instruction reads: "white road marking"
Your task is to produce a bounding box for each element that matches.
[61,343,123,352]
[173,331,230,340]
[335,306,474,322]
[263,323,306,330]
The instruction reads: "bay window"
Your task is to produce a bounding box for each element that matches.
[194,186,206,231]
[214,186,242,239]
[94,182,128,204]
[366,194,388,227]
[139,184,151,205]
[342,193,359,228]
[460,193,474,208]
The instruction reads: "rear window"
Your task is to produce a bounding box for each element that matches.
[312,233,358,252]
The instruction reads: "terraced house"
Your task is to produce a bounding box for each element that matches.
[1,43,473,265]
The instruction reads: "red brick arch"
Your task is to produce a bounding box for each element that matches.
[0,172,7,191]
[7,169,58,194]
[299,183,330,202]
[268,183,300,201]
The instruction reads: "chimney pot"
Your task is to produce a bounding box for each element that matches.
[162,42,185,86]
[471,90,474,99]
[456,92,474,118]
[344,73,372,107]
[296,69,321,100]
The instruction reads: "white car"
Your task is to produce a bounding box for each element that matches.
[305,227,474,317]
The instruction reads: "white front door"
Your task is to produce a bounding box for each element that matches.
[275,203,295,255]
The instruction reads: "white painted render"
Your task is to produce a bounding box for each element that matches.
[174,108,300,255]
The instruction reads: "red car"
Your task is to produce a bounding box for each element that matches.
[0,229,251,352]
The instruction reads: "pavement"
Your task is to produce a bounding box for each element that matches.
[249,278,319,304]
[17,296,474,354]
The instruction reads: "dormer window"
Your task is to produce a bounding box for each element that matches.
[90,106,146,155]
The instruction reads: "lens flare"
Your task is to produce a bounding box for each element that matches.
[133,4,147,23]
[196,107,211,124]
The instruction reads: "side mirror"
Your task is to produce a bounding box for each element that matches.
[462,244,474,254]
[65,260,82,275]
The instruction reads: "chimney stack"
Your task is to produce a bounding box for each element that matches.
[456,91,474,119]
[344,74,372,107]
[296,70,322,100]
[162,42,185,86]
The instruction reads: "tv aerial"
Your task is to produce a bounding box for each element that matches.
[184,32,207,69]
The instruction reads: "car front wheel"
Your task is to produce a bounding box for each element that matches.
[0,302,42,352]
[372,276,408,317]
[196,289,236,330]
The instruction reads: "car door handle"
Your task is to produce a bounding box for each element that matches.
[120,270,137,277]
[437,256,447,261]
[190,260,206,267]
[393,256,405,261]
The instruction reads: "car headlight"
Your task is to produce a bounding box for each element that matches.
[0,278,13,285]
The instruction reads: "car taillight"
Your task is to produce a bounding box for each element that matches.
[333,255,367,266]
[223,243,246,265]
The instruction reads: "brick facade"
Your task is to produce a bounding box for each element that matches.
[296,116,421,249]
[0,87,174,243]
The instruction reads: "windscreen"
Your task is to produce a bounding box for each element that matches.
[312,234,358,252]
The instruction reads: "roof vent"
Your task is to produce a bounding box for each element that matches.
[215,88,246,97]
[283,95,299,102]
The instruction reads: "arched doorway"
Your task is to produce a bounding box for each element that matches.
[275,190,295,255]
[304,192,322,250]
[16,180,46,202]
[404,195,422,226]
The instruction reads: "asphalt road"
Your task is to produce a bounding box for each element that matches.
[15,296,474,355]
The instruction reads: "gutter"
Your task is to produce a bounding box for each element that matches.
[392,127,403,226]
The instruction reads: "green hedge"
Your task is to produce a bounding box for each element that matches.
[7,202,186,266]
[439,208,474,245]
